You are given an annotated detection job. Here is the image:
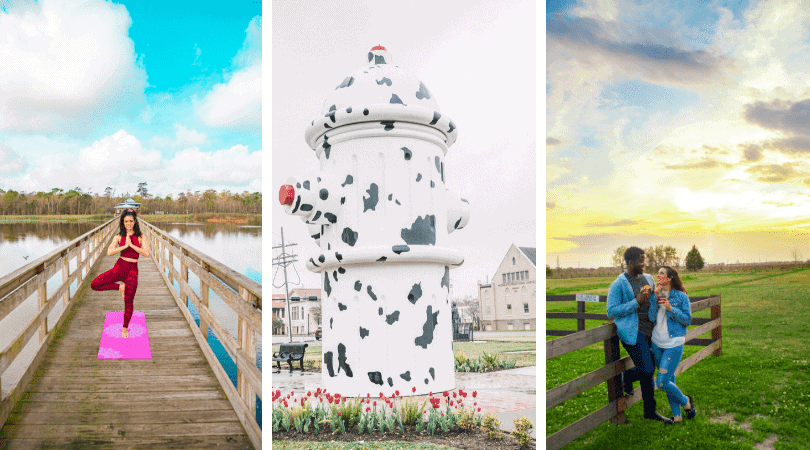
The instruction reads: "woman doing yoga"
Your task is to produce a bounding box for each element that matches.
[90,209,151,338]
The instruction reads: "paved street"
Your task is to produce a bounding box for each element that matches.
[271,330,537,346]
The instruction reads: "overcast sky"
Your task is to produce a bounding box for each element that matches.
[0,0,261,198]
[271,0,537,299]
[547,0,810,268]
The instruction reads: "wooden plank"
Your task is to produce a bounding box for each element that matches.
[547,323,615,360]
[690,295,720,313]
[546,312,609,321]
[711,295,722,356]
[2,422,247,439]
[1,435,252,450]
[546,329,576,336]
[685,338,715,346]
[12,399,235,414]
[675,339,721,376]
[5,409,240,426]
[547,396,622,450]
[546,355,634,410]
[186,260,262,336]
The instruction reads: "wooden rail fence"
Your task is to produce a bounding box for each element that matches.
[546,293,722,450]
[140,220,262,448]
[0,217,118,429]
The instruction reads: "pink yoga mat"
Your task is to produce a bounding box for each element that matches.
[97,311,152,359]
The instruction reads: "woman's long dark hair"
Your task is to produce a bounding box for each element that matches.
[661,265,687,294]
[119,210,142,238]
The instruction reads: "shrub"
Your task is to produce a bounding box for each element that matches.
[512,415,534,448]
[481,412,503,440]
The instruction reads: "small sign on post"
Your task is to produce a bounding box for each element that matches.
[576,294,600,302]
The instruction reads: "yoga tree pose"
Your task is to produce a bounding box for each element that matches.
[90,209,151,338]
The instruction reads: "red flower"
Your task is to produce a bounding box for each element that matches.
[443,391,449,397]
[477,407,481,412]
[395,390,400,396]
[453,392,457,398]
[374,401,377,406]
[412,387,417,393]
[474,402,477,406]
[338,412,342,417]
[472,391,478,398]
[367,393,371,398]
[366,407,371,412]
[450,400,454,406]
[291,391,294,396]
[429,391,433,396]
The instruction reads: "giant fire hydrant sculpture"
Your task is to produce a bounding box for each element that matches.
[279,46,470,397]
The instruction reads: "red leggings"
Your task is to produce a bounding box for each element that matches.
[91,258,138,328]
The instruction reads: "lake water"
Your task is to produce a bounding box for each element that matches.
[0,220,263,428]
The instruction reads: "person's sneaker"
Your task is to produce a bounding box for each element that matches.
[685,395,696,419]
[621,372,634,396]
[643,412,674,424]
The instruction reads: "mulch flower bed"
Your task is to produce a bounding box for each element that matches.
[273,426,533,450]
[272,387,536,450]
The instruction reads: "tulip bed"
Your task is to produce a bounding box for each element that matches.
[272,387,535,449]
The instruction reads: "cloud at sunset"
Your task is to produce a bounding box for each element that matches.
[547,0,810,268]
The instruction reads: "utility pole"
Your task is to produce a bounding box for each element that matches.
[272,227,297,343]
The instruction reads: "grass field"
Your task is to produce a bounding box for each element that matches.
[546,268,810,449]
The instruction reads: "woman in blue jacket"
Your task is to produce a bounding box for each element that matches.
[648,266,696,423]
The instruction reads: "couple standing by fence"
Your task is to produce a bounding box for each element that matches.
[606,246,696,424]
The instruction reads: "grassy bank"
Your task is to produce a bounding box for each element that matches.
[0,213,261,226]
[546,268,810,449]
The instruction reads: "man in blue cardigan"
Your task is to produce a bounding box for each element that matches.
[606,246,671,423]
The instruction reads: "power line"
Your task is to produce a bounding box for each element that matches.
[272,227,297,343]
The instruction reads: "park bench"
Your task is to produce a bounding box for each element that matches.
[272,343,308,373]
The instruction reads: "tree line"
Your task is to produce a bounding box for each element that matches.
[0,184,261,215]
[613,244,705,272]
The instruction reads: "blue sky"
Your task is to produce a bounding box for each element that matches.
[0,0,261,198]
[547,0,810,268]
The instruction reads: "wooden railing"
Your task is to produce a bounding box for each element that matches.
[0,217,118,427]
[546,294,722,449]
[140,220,262,449]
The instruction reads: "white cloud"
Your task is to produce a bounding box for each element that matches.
[0,0,147,134]
[168,145,261,190]
[151,125,208,148]
[0,142,27,175]
[196,16,261,134]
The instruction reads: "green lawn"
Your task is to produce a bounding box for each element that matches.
[546,268,810,449]
[271,339,537,372]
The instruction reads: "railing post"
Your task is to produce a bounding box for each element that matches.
[37,263,47,343]
[180,249,189,307]
[200,262,210,342]
[711,294,722,356]
[168,246,175,287]
[577,301,585,332]
[62,251,69,307]
[604,331,626,424]
[238,286,257,420]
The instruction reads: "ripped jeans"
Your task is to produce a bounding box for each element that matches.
[651,343,689,418]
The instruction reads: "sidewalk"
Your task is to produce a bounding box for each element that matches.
[271,365,537,440]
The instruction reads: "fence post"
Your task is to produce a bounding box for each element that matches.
[200,262,210,342]
[37,264,47,343]
[577,301,585,332]
[62,251,69,307]
[711,294,722,356]
[604,332,626,424]
[238,286,257,420]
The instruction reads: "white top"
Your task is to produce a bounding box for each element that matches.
[652,290,685,348]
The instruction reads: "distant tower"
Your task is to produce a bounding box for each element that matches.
[556,255,560,270]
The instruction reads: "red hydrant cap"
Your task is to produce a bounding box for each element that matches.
[371,45,387,51]
[279,185,295,205]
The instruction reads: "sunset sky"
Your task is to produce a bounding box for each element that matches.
[546,0,810,269]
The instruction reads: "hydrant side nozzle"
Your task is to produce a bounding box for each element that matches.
[279,185,295,206]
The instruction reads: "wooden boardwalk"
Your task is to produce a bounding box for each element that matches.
[0,251,254,449]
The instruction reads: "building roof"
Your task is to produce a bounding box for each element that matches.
[519,247,536,267]
[272,299,286,309]
[272,294,286,300]
[289,288,322,299]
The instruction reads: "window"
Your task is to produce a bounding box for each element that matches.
[519,271,524,280]
[507,304,512,315]
[512,257,516,265]
[486,306,491,316]
[502,274,506,283]
[524,303,529,313]
[525,270,529,279]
